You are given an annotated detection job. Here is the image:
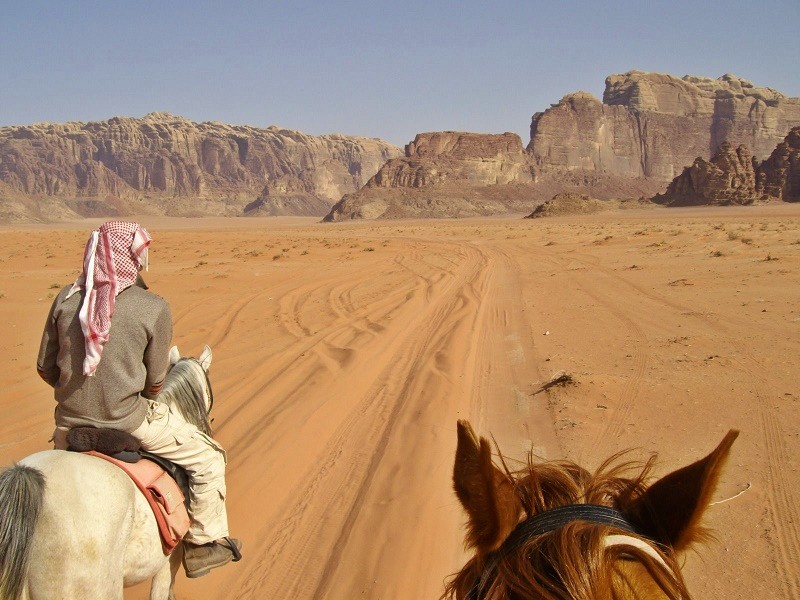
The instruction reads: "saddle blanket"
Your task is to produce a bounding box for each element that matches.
[87,451,190,554]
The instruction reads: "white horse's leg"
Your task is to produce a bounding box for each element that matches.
[149,560,174,600]
[148,543,183,600]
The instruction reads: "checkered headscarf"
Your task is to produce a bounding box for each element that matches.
[66,221,152,376]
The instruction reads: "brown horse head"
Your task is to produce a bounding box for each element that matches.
[446,420,738,599]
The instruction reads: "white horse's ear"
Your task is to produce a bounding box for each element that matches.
[169,346,181,365]
[198,345,213,371]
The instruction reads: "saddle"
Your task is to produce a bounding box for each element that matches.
[67,427,190,554]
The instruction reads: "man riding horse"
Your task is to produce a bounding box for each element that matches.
[36,221,241,578]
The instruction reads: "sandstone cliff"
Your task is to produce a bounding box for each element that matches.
[5,72,799,223]
[530,71,800,182]
[324,128,665,220]
[324,132,537,220]
[0,113,400,221]
[372,131,534,188]
[326,72,800,221]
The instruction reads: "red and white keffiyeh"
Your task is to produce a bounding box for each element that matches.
[66,221,152,376]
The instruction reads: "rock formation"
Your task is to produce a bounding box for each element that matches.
[327,72,800,220]
[653,143,758,206]
[525,193,654,218]
[324,132,538,220]
[371,131,534,189]
[0,113,400,221]
[4,71,799,223]
[525,193,606,218]
[529,71,800,182]
[654,127,800,206]
[757,126,800,201]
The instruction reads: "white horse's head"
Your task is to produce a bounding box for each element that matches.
[169,344,212,372]
[162,345,215,435]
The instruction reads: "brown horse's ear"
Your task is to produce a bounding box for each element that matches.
[630,429,739,552]
[453,420,522,556]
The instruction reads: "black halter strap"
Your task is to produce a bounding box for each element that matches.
[502,504,635,553]
[467,504,638,600]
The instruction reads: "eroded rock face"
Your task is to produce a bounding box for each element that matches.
[529,71,800,182]
[323,131,539,220]
[327,72,800,220]
[654,127,800,206]
[525,193,606,218]
[653,143,758,206]
[757,127,800,201]
[371,131,534,188]
[0,113,400,220]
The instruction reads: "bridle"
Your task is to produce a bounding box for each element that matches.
[467,504,667,600]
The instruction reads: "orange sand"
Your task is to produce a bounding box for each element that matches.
[1,205,798,599]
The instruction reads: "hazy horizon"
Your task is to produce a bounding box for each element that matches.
[2,1,799,147]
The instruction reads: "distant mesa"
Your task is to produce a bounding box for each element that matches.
[2,71,800,223]
[0,113,400,222]
[324,131,537,220]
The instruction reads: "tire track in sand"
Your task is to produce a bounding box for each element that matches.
[231,242,490,599]
[533,244,799,598]
[173,292,262,349]
[725,349,800,600]
[557,248,800,599]
[530,247,649,453]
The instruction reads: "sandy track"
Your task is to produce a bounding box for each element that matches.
[0,206,798,599]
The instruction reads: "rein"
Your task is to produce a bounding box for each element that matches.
[467,504,655,600]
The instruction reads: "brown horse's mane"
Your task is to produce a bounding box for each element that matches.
[443,451,696,600]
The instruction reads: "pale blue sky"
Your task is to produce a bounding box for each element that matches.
[2,1,798,146]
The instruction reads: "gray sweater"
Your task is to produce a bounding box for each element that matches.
[37,284,173,432]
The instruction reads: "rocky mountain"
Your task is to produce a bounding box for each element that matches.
[324,129,665,221]
[530,72,800,182]
[0,113,400,221]
[324,132,538,220]
[654,127,800,206]
[325,72,800,220]
[4,71,799,223]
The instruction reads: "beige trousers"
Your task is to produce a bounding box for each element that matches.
[53,400,229,544]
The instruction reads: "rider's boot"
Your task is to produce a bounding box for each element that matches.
[183,536,242,578]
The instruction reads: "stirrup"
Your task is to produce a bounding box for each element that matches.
[221,536,242,562]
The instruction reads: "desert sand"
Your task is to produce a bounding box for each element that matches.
[1,205,799,599]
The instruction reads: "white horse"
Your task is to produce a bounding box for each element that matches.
[0,345,215,600]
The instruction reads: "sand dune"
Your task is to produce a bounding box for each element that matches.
[1,205,799,599]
